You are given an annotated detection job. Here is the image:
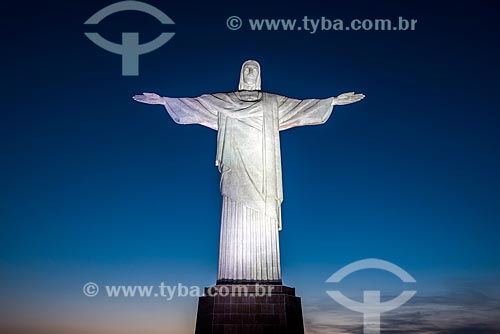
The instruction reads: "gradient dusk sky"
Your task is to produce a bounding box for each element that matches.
[1,1,500,333]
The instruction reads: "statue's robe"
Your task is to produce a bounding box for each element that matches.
[163,91,334,282]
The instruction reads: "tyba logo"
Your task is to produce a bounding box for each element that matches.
[326,258,417,334]
[84,1,175,76]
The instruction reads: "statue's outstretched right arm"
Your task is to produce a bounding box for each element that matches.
[133,92,218,130]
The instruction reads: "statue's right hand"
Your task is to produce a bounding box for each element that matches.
[132,92,165,105]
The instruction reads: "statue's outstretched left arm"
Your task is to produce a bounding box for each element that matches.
[278,91,365,131]
[332,92,365,106]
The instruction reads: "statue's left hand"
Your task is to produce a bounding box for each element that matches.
[132,92,165,105]
[333,92,365,105]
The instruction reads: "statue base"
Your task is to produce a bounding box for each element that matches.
[195,285,304,334]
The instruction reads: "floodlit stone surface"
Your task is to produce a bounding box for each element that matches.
[133,60,364,283]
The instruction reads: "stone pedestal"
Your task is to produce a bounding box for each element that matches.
[195,285,304,334]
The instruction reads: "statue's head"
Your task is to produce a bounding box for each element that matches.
[238,60,261,91]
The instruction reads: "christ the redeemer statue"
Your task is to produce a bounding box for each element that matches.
[133,60,364,284]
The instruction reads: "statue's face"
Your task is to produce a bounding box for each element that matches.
[243,64,259,86]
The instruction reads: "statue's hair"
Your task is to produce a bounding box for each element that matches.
[238,60,261,91]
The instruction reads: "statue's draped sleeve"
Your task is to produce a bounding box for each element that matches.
[162,94,222,130]
[277,95,335,131]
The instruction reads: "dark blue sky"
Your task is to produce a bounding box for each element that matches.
[1,1,499,333]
